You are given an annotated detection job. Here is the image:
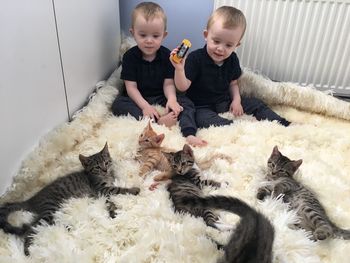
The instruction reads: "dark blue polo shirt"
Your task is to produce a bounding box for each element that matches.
[184,45,242,106]
[121,45,174,97]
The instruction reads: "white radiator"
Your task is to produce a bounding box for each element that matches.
[214,0,350,96]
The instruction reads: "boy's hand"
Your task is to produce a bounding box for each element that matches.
[166,99,183,117]
[142,105,160,120]
[230,99,244,116]
[169,48,186,70]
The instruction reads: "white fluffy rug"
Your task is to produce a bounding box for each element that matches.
[1,67,350,263]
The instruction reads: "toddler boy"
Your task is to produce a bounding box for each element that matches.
[112,2,207,146]
[171,6,291,128]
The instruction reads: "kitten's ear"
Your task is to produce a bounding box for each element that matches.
[79,154,88,166]
[156,133,165,144]
[292,159,303,170]
[162,152,173,162]
[147,120,153,131]
[272,145,280,156]
[102,142,109,153]
[183,144,194,158]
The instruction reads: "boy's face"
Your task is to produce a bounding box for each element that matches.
[204,18,244,64]
[130,15,167,60]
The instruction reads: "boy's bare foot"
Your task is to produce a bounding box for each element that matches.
[186,135,208,147]
[158,112,177,127]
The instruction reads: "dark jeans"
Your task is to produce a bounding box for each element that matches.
[111,94,197,137]
[195,97,290,128]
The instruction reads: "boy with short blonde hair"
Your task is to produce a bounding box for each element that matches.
[131,1,167,30]
[172,6,291,128]
[206,5,246,36]
[112,2,207,147]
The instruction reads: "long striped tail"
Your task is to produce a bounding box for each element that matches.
[181,195,274,263]
[181,195,256,218]
[0,202,29,236]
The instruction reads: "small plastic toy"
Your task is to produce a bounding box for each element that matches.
[171,39,191,63]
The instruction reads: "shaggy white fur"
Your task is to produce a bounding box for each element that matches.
[0,67,350,263]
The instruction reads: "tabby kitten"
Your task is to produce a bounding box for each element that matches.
[182,195,274,263]
[137,121,232,182]
[0,143,140,256]
[257,145,350,241]
[164,144,230,230]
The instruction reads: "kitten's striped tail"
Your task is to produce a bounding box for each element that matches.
[0,202,29,236]
[182,195,256,218]
[181,195,274,263]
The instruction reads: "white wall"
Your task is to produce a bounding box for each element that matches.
[54,0,120,116]
[119,0,214,50]
[0,0,120,195]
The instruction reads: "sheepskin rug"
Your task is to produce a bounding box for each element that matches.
[1,68,350,263]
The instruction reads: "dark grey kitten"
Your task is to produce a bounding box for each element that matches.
[0,143,140,256]
[257,145,350,241]
[182,195,274,263]
[163,144,231,230]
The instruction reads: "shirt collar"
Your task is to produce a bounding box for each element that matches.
[135,46,162,62]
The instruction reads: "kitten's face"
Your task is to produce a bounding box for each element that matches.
[163,144,195,175]
[267,146,302,180]
[139,121,165,148]
[79,143,114,183]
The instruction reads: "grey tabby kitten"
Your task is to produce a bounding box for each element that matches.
[163,144,230,230]
[182,195,274,263]
[257,145,350,241]
[0,143,140,256]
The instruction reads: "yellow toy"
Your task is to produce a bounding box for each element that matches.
[171,39,191,63]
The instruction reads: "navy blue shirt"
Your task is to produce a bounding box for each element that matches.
[121,45,174,97]
[184,45,242,106]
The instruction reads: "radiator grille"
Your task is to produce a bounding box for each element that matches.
[214,0,350,95]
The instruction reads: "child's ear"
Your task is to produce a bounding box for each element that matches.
[203,30,208,40]
[129,28,134,36]
[236,41,241,47]
[163,31,168,38]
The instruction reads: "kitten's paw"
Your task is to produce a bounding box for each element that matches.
[139,172,147,179]
[129,187,140,195]
[109,210,117,218]
[65,225,73,232]
[314,228,332,241]
[257,189,267,200]
[220,181,229,188]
